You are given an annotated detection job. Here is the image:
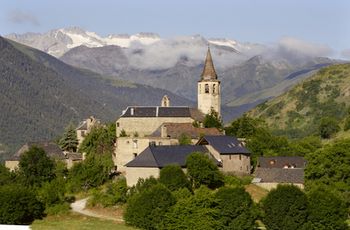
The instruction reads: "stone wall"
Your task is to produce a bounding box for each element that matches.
[125,167,160,187]
[116,117,194,137]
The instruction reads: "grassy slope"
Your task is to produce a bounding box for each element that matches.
[248,63,350,139]
[31,213,135,230]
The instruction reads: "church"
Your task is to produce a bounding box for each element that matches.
[114,48,251,186]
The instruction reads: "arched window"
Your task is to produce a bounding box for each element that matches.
[205,84,209,93]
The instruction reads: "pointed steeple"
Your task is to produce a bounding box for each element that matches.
[200,46,217,80]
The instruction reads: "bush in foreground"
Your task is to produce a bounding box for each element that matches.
[261,185,308,230]
[124,184,176,229]
[159,164,191,191]
[0,184,44,224]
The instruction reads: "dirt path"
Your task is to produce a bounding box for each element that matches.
[70,198,124,222]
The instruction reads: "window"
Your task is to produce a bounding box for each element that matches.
[239,154,241,160]
[213,84,216,94]
[133,153,137,158]
[229,154,231,160]
[116,122,120,127]
[205,84,209,93]
[133,140,138,149]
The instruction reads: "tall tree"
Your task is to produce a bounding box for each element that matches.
[261,185,308,230]
[203,108,223,129]
[19,146,56,186]
[59,123,78,152]
[159,164,191,191]
[186,152,224,189]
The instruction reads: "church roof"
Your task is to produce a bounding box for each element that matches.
[120,106,192,118]
[125,145,218,168]
[200,47,218,80]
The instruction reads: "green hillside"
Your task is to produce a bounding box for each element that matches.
[248,63,350,139]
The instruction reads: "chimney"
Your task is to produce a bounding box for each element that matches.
[161,125,167,138]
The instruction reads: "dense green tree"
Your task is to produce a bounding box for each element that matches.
[124,184,176,230]
[178,133,192,145]
[319,117,340,139]
[59,123,78,152]
[0,163,14,185]
[225,115,265,138]
[0,184,44,224]
[159,164,191,191]
[261,185,308,230]
[18,146,56,186]
[305,138,350,205]
[344,116,350,131]
[89,178,128,207]
[79,123,115,155]
[128,177,159,198]
[203,108,223,129]
[306,188,348,230]
[160,186,218,230]
[37,177,66,209]
[186,152,224,189]
[215,187,257,229]
[67,152,113,192]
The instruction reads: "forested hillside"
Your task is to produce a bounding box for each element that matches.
[248,63,350,139]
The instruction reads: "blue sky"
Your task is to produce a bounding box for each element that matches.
[1,0,349,58]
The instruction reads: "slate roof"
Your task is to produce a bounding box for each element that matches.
[150,123,222,138]
[76,121,88,131]
[120,106,192,118]
[197,135,251,155]
[254,168,304,184]
[10,141,65,160]
[200,47,218,80]
[125,145,217,168]
[257,156,306,169]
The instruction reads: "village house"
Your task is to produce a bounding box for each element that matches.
[5,141,82,171]
[76,116,100,146]
[124,135,251,186]
[252,156,306,190]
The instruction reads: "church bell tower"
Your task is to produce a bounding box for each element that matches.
[198,47,221,116]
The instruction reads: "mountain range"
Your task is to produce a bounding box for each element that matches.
[6,27,338,111]
[0,36,192,158]
[1,27,344,157]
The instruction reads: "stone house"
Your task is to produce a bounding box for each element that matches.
[124,135,251,186]
[76,116,100,146]
[124,145,219,186]
[252,156,306,190]
[5,141,82,171]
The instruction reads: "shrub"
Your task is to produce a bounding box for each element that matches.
[37,178,66,209]
[88,178,128,207]
[128,176,159,198]
[186,152,224,189]
[319,117,340,139]
[215,187,257,229]
[159,165,191,191]
[0,184,44,224]
[261,185,308,230]
[124,184,176,229]
[45,203,70,215]
[178,133,192,145]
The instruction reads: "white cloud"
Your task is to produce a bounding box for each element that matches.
[341,49,350,59]
[278,37,332,57]
[7,9,40,26]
